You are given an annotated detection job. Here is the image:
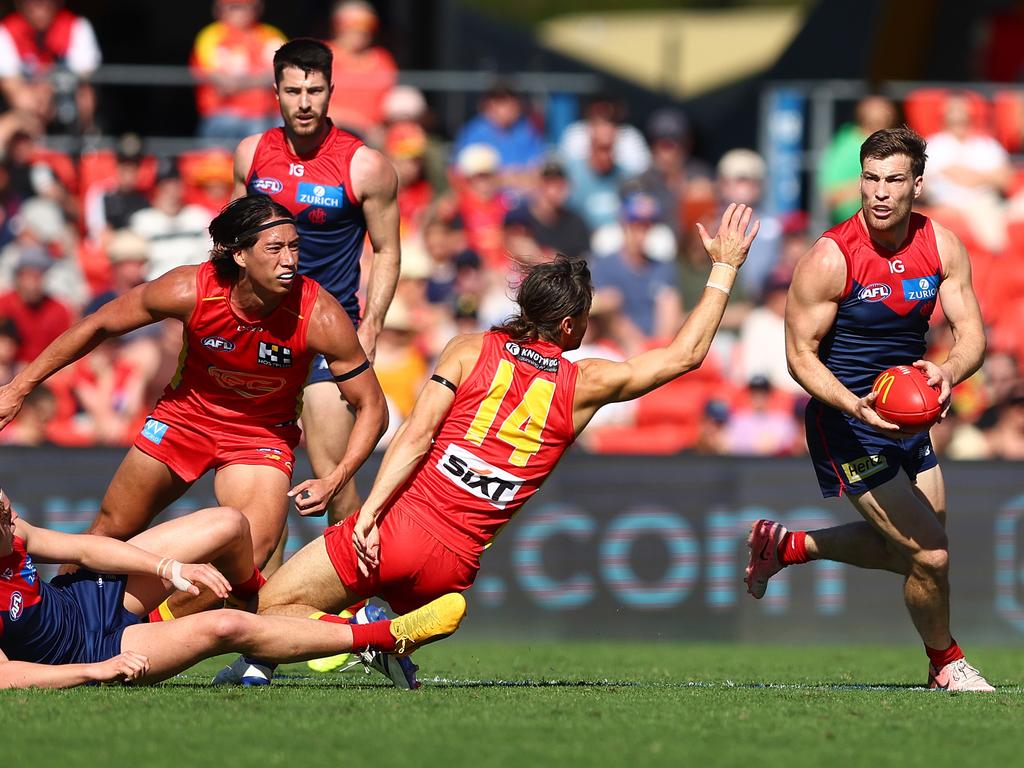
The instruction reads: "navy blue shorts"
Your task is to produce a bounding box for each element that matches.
[804,399,938,498]
[306,313,360,386]
[306,354,334,385]
[49,571,141,664]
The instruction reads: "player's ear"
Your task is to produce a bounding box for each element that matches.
[912,174,924,199]
[233,249,246,269]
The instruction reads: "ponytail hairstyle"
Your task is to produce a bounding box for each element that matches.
[208,195,295,280]
[492,255,593,343]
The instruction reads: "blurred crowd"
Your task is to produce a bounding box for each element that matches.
[1,0,1023,459]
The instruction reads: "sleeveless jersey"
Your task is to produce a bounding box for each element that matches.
[819,212,942,395]
[0,536,82,664]
[245,124,367,321]
[153,261,319,430]
[399,332,579,563]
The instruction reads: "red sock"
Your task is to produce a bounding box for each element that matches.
[147,608,164,623]
[231,567,266,601]
[777,531,809,566]
[312,612,350,625]
[349,620,397,653]
[925,639,964,669]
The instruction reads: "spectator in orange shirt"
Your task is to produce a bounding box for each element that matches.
[385,122,433,243]
[326,0,398,137]
[190,0,285,140]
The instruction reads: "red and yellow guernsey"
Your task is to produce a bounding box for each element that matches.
[152,261,320,431]
[397,331,580,564]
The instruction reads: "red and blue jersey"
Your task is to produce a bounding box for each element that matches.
[245,123,367,322]
[0,536,82,664]
[819,212,942,395]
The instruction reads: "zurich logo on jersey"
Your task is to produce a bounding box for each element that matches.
[297,182,344,208]
[253,177,284,194]
[902,275,939,301]
[858,283,891,302]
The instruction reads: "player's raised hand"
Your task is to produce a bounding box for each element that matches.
[352,509,380,577]
[0,384,26,432]
[696,203,760,270]
[288,475,342,516]
[177,562,232,599]
[90,650,150,684]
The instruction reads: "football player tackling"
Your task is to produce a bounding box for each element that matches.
[213,203,759,688]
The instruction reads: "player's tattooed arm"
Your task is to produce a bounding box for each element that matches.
[351,146,400,363]
[0,267,197,431]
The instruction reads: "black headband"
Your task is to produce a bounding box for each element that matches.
[233,218,295,245]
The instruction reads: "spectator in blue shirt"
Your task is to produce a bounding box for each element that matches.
[590,192,684,351]
[452,82,545,192]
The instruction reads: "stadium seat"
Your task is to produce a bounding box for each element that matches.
[904,88,990,138]
[993,90,1024,152]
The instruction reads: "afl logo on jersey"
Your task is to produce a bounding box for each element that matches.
[252,177,284,194]
[202,336,236,352]
[858,283,891,302]
[9,590,23,620]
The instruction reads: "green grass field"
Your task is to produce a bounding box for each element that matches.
[6,642,1022,767]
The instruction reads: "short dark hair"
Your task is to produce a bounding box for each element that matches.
[273,38,333,86]
[860,125,928,178]
[208,195,295,280]
[492,255,593,343]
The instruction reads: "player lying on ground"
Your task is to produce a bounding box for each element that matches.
[0,195,388,617]
[0,488,464,689]
[745,126,993,691]
[211,203,759,689]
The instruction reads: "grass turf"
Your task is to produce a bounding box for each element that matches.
[5,642,1021,767]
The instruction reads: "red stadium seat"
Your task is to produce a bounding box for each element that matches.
[904,88,990,138]
[993,90,1024,152]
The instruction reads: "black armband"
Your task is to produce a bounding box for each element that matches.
[430,374,457,394]
[333,359,371,382]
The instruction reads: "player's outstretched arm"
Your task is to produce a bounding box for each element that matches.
[0,647,150,689]
[290,289,390,515]
[919,223,986,405]
[784,237,901,433]
[16,519,230,599]
[571,204,757,431]
[352,146,401,363]
[353,334,481,574]
[0,267,197,431]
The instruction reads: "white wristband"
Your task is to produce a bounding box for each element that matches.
[711,262,738,274]
[706,280,732,295]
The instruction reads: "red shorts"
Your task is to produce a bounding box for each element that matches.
[133,410,299,483]
[324,504,478,615]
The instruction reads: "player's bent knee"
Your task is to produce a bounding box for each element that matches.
[206,610,257,646]
[911,547,949,577]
